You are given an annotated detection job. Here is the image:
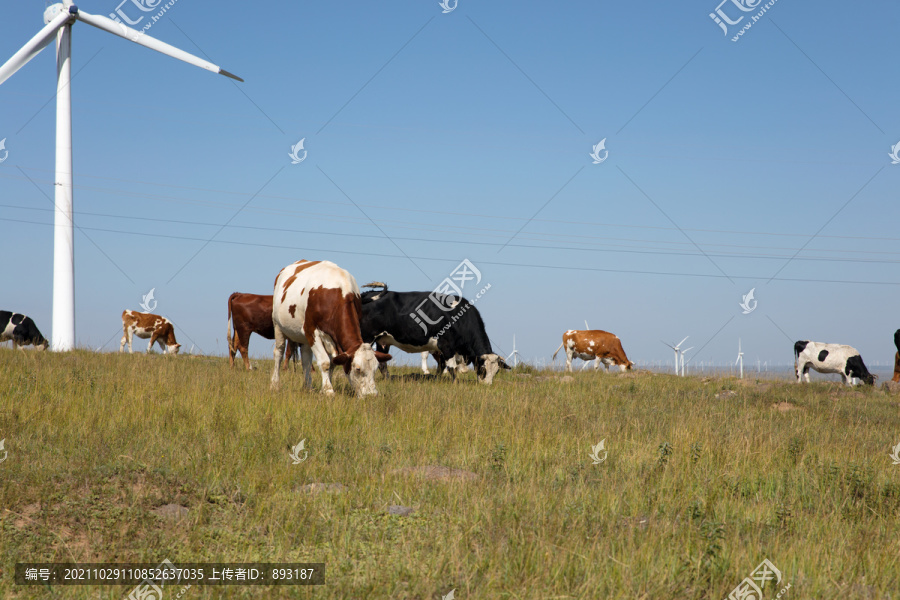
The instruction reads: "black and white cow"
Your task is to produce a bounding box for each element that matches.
[0,311,49,350]
[359,284,508,384]
[794,340,875,386]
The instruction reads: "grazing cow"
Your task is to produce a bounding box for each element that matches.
[552,329,634,373]
[892,329,900,383]
[120,310,181,354]
[0,311,49,350]
[271,260,391,396]
[794,340,875,386]
[359,283,508,384]
[226,292,296,370]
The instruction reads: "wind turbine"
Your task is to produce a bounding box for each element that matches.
[680,346,694,376]
[735,339,744,379]
[662,336,689,375]
[0,1,242,351]
[506,335,520,368]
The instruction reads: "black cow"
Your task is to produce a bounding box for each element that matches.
[359,283,509,384]
[0,311,49,350]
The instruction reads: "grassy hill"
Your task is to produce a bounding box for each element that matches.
[2,349,899,599]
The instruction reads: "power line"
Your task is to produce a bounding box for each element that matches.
[3,216,898,286]
[5,167,899,243]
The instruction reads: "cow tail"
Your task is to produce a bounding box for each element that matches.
[894,329,900,354]
[552,342,564,360]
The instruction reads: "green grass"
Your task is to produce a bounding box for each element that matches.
[2,349,900,599]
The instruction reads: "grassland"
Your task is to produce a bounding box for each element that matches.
[1,349,900,599]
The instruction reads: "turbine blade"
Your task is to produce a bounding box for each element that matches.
[74,10,243,82]
[0,11,72,86]
[677,336,689,348]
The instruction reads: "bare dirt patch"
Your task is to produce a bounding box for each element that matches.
[393,465,478,482]
[772,402,804,413]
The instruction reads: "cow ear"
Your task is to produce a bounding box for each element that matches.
[332,353,351,366]
[375,351,392,363]
[499,357,512,370]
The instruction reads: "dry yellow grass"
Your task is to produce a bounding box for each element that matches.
[1,350,900,599]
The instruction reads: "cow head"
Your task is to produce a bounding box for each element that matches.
[167,343,182,355]
[861,372,877,386]
[333,345,392,397]
[476,353,510,385]
[620,360,634,372]
[36,337,49,351]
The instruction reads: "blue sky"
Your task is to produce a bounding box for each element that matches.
[1,0,898,370]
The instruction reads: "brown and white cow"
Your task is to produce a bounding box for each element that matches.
[270,260,391,396]
[120,310,181,354]
[552,329,633,373]
[227,292,296,370]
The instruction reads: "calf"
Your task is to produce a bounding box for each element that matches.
[552,329,633,373]
[359,283,508,384]
[794,340,875,386]
[271,260,391,396]
[226,292,296,370]
[0,311,49,350]
[893,329,900,383]
[120,310,181,354]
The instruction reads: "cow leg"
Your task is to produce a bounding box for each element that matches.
[299,345,314,389]
[281,340,297,371]
[420,351,430,375]
[120,328,132,353]
[147,332,158,353]
[565,348,574,373]
[893,352,900,383]
[270,326,287,390]
[310,336,335,395]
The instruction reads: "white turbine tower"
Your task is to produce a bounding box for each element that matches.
[506,335,520,368]
[680,346,694,376]
[735,339,744,379]
[662,336,689,376]
[0,1,242,351]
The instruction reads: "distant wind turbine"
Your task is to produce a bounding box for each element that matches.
[506,335,520,368]
[735,339,744,379]
[680,346,694,376]
[0,1,242,350]
[662,336,689,376]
